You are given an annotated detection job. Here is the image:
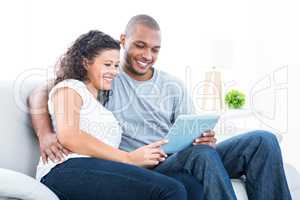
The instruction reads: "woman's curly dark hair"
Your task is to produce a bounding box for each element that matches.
[55,30,120,85]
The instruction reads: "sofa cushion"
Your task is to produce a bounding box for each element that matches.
[0,168,58,200]
[232,179,248,200]
[0,80,42,177]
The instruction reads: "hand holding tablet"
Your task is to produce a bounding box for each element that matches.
[162,114,219,154]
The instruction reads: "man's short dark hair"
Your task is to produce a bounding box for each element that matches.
[125,14,160,36]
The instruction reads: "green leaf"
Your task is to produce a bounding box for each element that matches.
[225,90,246,109]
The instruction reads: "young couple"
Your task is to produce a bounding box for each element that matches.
[29,15,292,200]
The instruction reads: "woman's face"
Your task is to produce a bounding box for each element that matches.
[86,49,120,91]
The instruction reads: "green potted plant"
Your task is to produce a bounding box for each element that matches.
[225,89,246,109]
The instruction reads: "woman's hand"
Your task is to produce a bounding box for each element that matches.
[127,140,168,168]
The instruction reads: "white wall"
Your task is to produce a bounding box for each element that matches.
[1,0,300,169]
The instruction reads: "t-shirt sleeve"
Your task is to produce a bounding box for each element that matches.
[48,79,88,114]
[171,80,195,124]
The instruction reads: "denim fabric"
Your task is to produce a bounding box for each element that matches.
[154,130,292,200]
[163,172,204,200]
[41,157,190,200]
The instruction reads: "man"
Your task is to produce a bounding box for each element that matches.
[29,14,291,200]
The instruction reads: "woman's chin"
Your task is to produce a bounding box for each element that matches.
[100,84,112,91]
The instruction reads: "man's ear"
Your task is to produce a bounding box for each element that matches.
[120,34,126,48]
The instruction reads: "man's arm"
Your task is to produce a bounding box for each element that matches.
[172,80,217,147]
[171,80,195,121]
[27,80,69,163]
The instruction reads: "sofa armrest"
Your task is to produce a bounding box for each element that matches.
[0,168,58,200]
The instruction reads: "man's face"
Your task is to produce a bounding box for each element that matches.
[120,24,161,80]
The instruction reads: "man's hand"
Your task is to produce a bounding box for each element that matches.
[38,132,70,164]
[193,130,217,148]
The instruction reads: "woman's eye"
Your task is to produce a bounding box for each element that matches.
[104,63,111,67]
[115,64,120,68]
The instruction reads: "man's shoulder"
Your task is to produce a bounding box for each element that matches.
[156,69,185,88]
[156,69,182,82]
[111,68,185,91]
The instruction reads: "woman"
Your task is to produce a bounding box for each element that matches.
[36,30,187,200]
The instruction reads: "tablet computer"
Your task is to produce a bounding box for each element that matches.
[162,114,219,154]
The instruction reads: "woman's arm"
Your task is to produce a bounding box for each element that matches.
[53,87,168,167]
[53,87,131,164]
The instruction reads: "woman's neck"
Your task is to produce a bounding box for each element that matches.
[84,81,98,98]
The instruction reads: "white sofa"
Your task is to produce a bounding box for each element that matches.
[0,80,299,200]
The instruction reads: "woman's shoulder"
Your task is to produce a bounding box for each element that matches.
[54,79,86,89]
[49,79,88,101]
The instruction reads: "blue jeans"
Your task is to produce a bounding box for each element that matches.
[41,157,203,200]
[154,130,292,200]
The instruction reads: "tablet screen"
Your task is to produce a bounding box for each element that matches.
[162,114,219,154]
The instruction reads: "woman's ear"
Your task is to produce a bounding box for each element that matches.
[82,58,89,70]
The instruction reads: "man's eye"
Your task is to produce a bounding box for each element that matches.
[152,48,159,53]
[104,63,111,67]
[135,44,144,48]
[115,64,120,68]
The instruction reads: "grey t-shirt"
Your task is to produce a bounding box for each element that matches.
[103,68,195,152]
